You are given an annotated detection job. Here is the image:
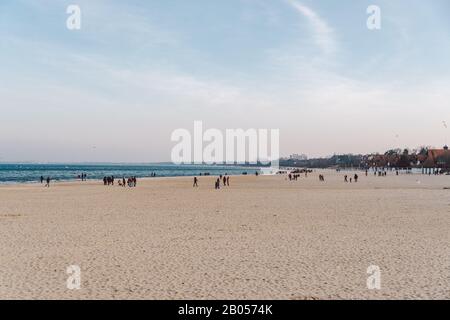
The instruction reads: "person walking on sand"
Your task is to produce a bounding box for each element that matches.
[45,177,50,187]
[193,176,198,187]
[215,178,220,190]
[223,176,227,186]
[354,174,358,182]
[40,176,44,184]
[344,175,348,182]
[226,176,230,186]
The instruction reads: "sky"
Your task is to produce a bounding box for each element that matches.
[1,0,449,162]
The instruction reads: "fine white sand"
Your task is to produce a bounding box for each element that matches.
[0,171,449,299]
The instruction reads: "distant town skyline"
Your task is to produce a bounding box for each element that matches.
[1,0,449,162]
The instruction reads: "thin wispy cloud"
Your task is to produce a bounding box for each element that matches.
[286,0,336,54]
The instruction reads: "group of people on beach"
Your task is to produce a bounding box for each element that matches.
[40,176,51,187]
[40,173,87,187]
[288,170,311,181]
[119,177,137,187]
[77,173,88,181]
[288,173,301,181]
[103,176,115,185]
[215,175,230,189]
[375,171,387,176]
[103,176,137,187]
[344,174,359,183]
[192,174,231,189]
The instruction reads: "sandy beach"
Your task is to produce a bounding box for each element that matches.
[0,171,449,299]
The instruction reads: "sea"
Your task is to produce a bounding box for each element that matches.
[0,163,262,184]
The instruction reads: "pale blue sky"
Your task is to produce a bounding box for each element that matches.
[1,0,449,162]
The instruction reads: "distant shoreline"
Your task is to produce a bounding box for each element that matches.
[0,163,264,185]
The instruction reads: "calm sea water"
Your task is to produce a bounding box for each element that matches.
[0,163,261,184]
